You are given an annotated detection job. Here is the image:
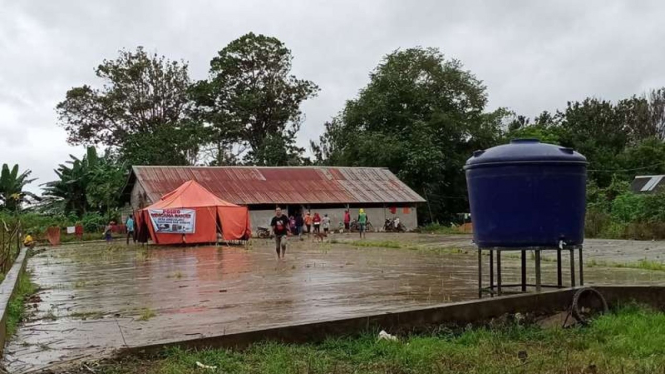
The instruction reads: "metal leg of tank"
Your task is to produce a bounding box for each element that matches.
[496,251,502,296]
[557,250,563,288]
[579,246,584,286]
[477,248,482,299]
[489,250,494,294]
[535,250,542,292]
[570,248,576,287]
[521,250,527,292]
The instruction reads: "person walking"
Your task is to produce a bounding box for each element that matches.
[304,211,313,234]
[126,215,135,245]
[104,221,114,244]
[322,214,331,234]
[313,212,321,233]
[295,213,304,240]
[270,207,290,260]
[357,209,368,239]
[343,210,351,232]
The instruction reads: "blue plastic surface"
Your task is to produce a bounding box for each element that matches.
[464,139,587,248]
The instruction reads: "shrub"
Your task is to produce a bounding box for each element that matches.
[81,212,106,233]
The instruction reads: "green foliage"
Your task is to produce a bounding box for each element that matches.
[78,306,665,374]
[43,147,125,219]
[191,32,319,165]
[610,192,646,223]
[6,271,37,338]
[312,47,504,222]
[0,164,39,212]
[81,212,107,233]
[56,47,203,165]
[585,179,665,239]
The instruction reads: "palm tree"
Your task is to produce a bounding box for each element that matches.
[0,164,40,212]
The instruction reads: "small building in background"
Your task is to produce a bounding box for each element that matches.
[631,175,665,193]
[122,166,425,232]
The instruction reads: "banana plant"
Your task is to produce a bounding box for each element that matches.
[0,164,40,211]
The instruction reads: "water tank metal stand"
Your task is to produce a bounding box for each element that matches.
[477,244,584,298]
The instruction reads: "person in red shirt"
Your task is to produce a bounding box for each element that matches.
[343,210,351,231]
[312,213,321,233]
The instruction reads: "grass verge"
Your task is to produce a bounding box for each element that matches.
[6,271,37,337]
[342,240,469,255]
[66,304,665,374]
[588,258,665,271]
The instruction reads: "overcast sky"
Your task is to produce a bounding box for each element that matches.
[2,0,665,192]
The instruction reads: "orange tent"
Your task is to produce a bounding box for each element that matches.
[140,180,251,245]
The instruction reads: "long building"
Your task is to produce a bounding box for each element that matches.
[123,166,426,231]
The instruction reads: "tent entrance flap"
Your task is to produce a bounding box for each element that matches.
[217,206,251,241]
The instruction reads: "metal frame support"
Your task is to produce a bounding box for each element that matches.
[579,246,584,286]
[521,250,527,292]
[477,248,482,298]
[489,250,494,292]
[570,248,576,287]
[496,251,502,295]
[556,250,563,287]
[535,250,542,292]
[477,245,583,298]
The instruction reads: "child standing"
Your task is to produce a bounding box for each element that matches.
[322,214,331,234]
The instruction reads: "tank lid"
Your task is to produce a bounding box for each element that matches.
[464,139,587,169]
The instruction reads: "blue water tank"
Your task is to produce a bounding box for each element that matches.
[464,139,587,248]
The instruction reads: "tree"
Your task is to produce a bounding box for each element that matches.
[313,47,505,222]
[43,147,99,216]
[0,164,39,212]
[504,111,565,145]
[56,47,204,165]
[191,33,319,165]
[43,147,125,217]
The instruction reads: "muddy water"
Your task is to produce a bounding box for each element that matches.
[4,233,665,373]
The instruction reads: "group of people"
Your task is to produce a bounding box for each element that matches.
[270,207,369,260]
[287,211,331,236]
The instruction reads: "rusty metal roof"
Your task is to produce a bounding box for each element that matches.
[130,166,426,205]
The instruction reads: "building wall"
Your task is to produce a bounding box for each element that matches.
[249,210,278,232]
[248,205,418,234]
[130,182,148,210]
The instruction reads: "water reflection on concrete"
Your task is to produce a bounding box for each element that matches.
[4,234,665,373]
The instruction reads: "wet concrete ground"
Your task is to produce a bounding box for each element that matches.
[4,233,665,373]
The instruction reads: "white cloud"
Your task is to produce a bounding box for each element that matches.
[2,0,665,194]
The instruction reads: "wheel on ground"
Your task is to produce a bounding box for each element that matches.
[571,287,608,324]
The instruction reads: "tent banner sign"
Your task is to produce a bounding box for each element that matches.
[148,209,196,234]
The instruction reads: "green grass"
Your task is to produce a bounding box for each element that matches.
[345,240,468,255]
[79,305,665,374]
[6,271,37,337]
[418,223,469,235]
[138,308,157,321]
[349,240,403,249]
[588,258,665,271]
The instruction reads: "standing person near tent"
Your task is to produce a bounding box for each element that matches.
[295,213,304,240]
[126,215,135,245]
[343,209,351,231]
[271,207,290,260]
[313,212,321,233]
[322,214,331,234]
[304,211,313,234]
[357,209,368,239]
